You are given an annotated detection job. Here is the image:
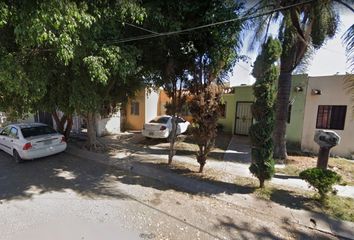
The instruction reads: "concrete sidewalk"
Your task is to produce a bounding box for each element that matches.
[66,144,354,240]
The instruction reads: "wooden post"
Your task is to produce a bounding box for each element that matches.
[317,147,330,169]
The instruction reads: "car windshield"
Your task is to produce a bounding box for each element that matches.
[21,126,57,138]
[150,117,170,124]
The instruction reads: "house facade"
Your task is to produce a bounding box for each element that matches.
[219,74,354,158]
[124,74,353,158]
[124,88,193,130]
[301,75,354,158]
[124,88,161,130]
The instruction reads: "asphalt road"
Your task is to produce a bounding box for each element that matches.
[0,150,222,240]
[0,150,336,240]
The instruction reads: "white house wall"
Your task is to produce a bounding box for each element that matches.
[145,89,159,123]
[96,113,121,137]
[301,75,354,158]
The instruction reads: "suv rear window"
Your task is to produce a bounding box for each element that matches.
[150,117,170,124]
[21,126,57,138]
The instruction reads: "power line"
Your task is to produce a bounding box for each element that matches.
[111,0,315,44]
[237,63,250,72]
[123,22,158,34]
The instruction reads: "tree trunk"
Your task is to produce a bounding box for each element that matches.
[86,112,97,151]
[273,72,292,160]
[259,179,265,188]
[52,112,73,140]
[64,115,73,140]
[198,164,205,173]
[197,154,206,173]
[168,115,177,164]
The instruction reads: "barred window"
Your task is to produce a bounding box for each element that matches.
[316,105,346,130]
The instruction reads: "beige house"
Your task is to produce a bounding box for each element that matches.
[301,75,354,158]
[124,88,193,131]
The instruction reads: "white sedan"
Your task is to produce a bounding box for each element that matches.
[0,123,67,163]
[142,115,190,139]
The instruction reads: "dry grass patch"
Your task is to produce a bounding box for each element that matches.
[323,195,354,222]
[276,156,354,185]
[147,159,354,222]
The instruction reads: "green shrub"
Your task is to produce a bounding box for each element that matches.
[299,168,341,201]
[249,37,281,188]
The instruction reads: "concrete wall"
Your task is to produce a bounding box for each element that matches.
[145,89,159,123]
[96,112,121,137]
[301,75,354,158]
[284,74,308,149]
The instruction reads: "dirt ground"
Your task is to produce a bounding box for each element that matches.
[135,132,232,161]
[70,132,354,223]
[277,155,354,186]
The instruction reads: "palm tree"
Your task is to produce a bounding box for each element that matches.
[247,0,354,159]
[343,24,354,113]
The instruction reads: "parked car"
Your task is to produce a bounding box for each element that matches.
[0,123,67,163]
[142,115,190,139]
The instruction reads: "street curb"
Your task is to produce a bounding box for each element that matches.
[66,144,354,240]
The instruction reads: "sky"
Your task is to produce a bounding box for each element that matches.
[229,7,353,86]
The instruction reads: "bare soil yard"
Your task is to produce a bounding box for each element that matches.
[276,156,354,186]
[137,132,232,161]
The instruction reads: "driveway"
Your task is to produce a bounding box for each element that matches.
[0,150,341,240]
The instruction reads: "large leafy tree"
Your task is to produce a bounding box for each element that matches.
[0,1,145,148]
[187,1,243,172]
[139,0,243,164]
[248,0,353,159]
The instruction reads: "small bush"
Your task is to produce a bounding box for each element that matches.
[299,168,341,201]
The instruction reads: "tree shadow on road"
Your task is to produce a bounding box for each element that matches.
[0,151,170,202]
[95,132,242,163]
[123,160,256,196]
[213,215,337,240]
[0,148,254,203]
[269,189,315,211]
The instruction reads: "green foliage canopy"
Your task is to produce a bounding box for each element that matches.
[0,1,145,119]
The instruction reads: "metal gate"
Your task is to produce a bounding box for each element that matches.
[35,111,54,127]
[234,102,253,135]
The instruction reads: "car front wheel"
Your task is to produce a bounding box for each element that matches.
[13,150,23,163]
